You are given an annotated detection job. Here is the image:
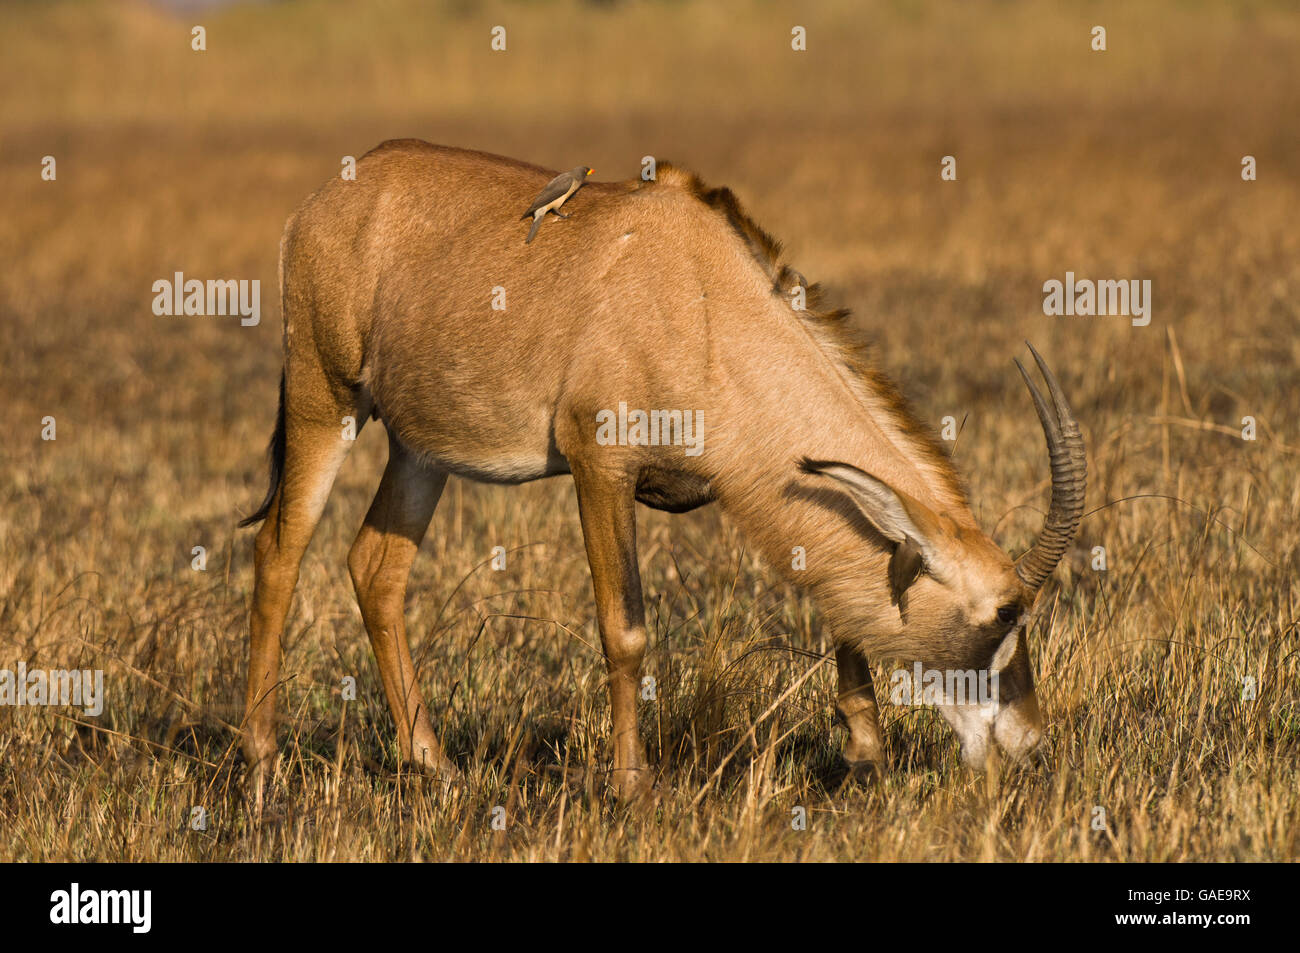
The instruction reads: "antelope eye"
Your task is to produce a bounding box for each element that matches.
[996,604,1020,626]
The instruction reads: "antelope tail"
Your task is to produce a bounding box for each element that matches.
[238,369,286,527]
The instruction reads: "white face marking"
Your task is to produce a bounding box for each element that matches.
[938,700,1000,768]
[946,555,1015,628]
[990,628,1020,672]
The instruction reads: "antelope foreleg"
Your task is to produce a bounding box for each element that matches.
[571,464,651,800]
[835,644,886,777]
[348,436,454,780]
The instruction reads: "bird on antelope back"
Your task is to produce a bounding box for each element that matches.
[521,165,593,243]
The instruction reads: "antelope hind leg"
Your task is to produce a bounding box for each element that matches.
[244,414,357,804]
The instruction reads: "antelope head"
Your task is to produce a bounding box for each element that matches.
[801,344,1086,768]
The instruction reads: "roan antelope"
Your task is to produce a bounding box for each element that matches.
[240,141,1086,800]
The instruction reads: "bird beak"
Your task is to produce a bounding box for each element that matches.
[587,169,594,175]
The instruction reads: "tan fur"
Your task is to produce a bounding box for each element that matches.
[242,142,1073,800]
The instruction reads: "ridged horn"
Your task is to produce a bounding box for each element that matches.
[1014,343,1087,591]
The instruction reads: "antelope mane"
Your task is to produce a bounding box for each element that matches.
[647,163,968,511]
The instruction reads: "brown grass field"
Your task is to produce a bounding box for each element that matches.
[1,0,1298,862]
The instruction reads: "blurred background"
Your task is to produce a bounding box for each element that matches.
[2,0,1297,860]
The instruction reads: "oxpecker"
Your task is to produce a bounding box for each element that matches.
[522,166,593,243]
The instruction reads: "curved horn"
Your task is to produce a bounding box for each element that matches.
[1014,343,1087,591]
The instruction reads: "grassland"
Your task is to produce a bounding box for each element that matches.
[1,0,1297,861]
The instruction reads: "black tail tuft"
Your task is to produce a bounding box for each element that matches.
[238,370,286,528]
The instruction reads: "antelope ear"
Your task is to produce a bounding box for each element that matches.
[799,458,951,587]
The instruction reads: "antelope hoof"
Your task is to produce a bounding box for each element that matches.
[842,757,884,785]
[841,735,885,784]
[408,747,460,784]
[242,747,278,812]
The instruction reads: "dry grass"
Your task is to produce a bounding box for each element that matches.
[1,0,1297,861]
